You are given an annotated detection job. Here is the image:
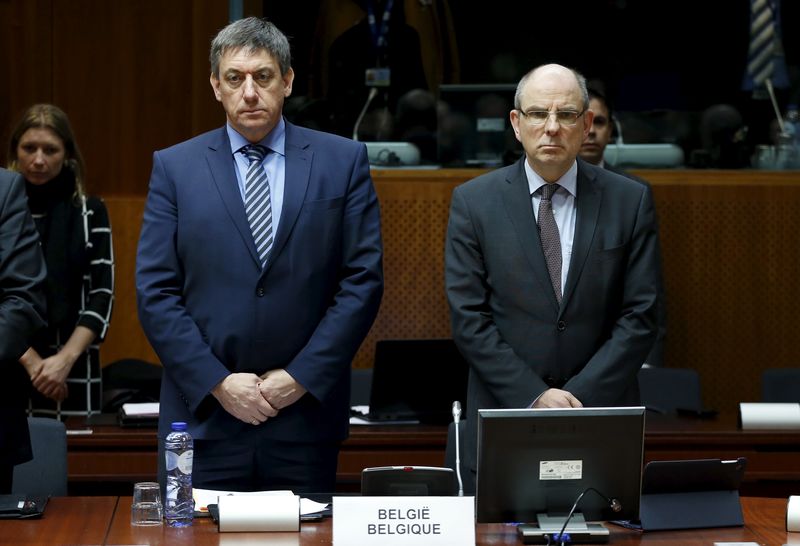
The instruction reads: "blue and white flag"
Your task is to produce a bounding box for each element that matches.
[742,0,790,91]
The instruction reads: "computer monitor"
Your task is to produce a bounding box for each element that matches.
[437,83,522,167]
[476,407,644,539]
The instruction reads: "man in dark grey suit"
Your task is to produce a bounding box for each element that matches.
[580,85,666,367]
[0,168,47,493]
[445,64,659,493]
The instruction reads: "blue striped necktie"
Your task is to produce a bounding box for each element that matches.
[242,145,273,265]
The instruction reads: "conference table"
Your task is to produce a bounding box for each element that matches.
[67,412,800,496]
[0,496,797,545]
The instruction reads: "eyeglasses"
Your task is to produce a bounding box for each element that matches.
[518,108,585,126]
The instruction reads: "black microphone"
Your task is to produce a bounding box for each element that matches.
[452,401,463,496]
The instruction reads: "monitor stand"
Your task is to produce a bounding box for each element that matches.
[518,513,610,544]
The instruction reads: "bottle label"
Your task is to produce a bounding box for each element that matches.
[165,450,179,471]
[165,449,194,474]
[178,449,193,475]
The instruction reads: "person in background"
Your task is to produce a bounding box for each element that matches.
[578,85,615,168]
[579,85,666,368]
[0,167,47,493]
[136,17,383,494]
[446,64,660,493]
[7,104,114,419]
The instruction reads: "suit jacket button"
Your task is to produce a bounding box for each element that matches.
[256,287,265,297]
[557,320,566,331]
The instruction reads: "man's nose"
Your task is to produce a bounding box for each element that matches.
[242,76,258,100]
[544,115,561,134]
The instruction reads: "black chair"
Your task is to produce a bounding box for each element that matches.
[102,359,162,413]
[761,368,800,402]
[638,367,703,414]
[350,368,372,406]
[12,417,68,496]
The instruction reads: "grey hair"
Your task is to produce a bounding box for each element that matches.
[209,17,292,78]
[513,65,590,111]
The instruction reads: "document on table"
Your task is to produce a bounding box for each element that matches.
[193,488,328,516]
[120,402,159,418]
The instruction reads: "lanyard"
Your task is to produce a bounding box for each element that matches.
[366,0,394,53]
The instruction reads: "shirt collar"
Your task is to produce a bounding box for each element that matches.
[525,159,578,198]
[226,117,287,157]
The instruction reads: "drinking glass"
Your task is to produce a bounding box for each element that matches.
[131,481,163,526]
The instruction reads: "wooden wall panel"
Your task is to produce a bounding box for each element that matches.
[102,196,156,365]
[0,0,226,193]
[355,171,469,369]
[0,0,54,165]
[643,170,800,414]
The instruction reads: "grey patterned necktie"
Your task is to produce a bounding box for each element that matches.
[538,183,562,303]
[242,145,273,265]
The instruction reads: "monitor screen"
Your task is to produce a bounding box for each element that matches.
[369,339,468,425]
[476,407,645,524]
[437,84,523,168]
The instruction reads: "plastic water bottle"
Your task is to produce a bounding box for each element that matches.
[164,421,193,527]
[787,106,800,168]
[778,105,800,169]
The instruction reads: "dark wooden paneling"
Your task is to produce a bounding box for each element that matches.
[50,0,226,195]
[0,0,226,193]
[642,170,800,414]
[103,196,155,365]
[0,0,54,165]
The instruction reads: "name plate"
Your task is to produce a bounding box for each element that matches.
[333,496,475,546]
[739,403,800,430]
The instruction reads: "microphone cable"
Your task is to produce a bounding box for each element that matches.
[553,487,621,545]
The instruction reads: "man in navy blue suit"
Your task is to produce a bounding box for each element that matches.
[136,17,383,493]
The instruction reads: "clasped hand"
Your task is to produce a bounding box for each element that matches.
[21,348,70,402]
[211,369,307,425]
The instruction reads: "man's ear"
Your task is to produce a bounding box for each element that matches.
[510,109,522,142]
[210,73,222,102]
[283,67,295,98]
[582,109,595,139]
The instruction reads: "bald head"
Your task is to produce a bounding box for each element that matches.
[509,63,594,182]
[514,64,589,112]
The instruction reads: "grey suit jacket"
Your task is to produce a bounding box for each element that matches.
[0,169,47,465]
[445,158,659,473]
[604,163,666,368]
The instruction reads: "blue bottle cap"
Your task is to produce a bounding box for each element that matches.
[171,421,188,431]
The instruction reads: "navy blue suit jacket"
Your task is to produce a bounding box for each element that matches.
[136,121,383,442]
